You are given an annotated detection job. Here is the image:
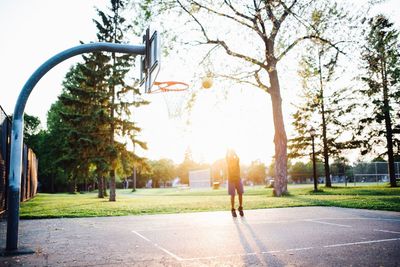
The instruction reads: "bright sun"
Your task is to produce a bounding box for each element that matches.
[184,88,274,164]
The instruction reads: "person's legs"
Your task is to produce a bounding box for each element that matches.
[238,194,244,216]
[237,180,244,216]
[228,181,237,217]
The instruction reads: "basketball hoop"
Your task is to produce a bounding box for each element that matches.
[149,81,190,119]
[150,81,189,93]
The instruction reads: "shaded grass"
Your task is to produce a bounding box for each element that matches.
[20,185,400,219]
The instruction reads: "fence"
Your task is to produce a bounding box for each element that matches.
[288,161,399,186]
[0,106,38,215]
[352,161,400,185]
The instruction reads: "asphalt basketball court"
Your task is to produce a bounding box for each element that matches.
[0,206,399,266]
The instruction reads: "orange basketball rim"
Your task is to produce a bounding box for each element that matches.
[150,81,189,93]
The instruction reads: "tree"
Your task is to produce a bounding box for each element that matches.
[23,114,41,146]
[176,148,208,184]
[288,160,324,183]
[67,54,112,197]
[211,158,226,183]
[148,0,350,196]
[148,159,176,187]
[357,15,400,187]
[58,64,103,193]
[92,0,148,200]
[40,101,72,192]
[287,4,360,187]
[33,0,148,194]
[289,161,309,183]
[247,160,266,184]
[330,157,351,183]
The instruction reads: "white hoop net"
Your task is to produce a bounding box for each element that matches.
[161,89,191,119]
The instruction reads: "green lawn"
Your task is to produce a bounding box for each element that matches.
[20,185,400,219]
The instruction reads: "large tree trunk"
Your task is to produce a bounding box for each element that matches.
[109,50,116,201]
[269,66,288,196]
[319,51,332,187]
[386,127,396,187]
[69,176,77,194]
[132,166,137,192]
[109,169,116,201]
[321,95,331,187]
[383,74,396,187]
[97,175,104,198]
[103,177,108,196]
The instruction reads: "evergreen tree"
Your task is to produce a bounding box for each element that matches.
[44,100,74,192]
[71,52,111,197]
[58,63,108,193]
[43,0,147,195]
[289,7,356,187]
[93,0,148,200]
[357,15,400,187]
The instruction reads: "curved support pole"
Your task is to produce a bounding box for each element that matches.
[6,42,145,251]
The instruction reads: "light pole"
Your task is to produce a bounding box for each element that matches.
[310,128,318,192]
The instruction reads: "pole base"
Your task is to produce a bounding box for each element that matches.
[0,247,35,257]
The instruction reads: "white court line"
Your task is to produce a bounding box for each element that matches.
[183,252,255,261]
[323,238,400,248]
[374,229,400,235]
[133,236,400,262]
[132,230,150,242]
[182,238,400,262]
[305,220,352,228]
[286,247,314,252]
[132,230,183,261]
[261,250,281,254]
[155,243,183,261]
[127,217,400,232]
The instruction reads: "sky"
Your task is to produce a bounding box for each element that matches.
[0,0,399,165]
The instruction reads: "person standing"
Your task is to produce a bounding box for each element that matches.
[226,149,244,217]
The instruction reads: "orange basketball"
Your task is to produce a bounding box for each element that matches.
[202,76,213,89]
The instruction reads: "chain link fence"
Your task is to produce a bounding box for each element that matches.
[289,161,399,186]
[352,161,400,185]
[0,106,38,215]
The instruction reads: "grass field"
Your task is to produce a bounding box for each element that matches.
[20,184,400,219]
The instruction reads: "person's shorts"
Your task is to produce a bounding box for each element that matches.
[228,179,244,196]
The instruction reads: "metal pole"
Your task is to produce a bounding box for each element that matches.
[312,136,318,192]
[5,42,145,253]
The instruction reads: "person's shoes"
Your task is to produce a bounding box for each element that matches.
[231,208,237,217]
[238,206,244,217]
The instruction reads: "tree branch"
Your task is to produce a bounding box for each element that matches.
[223,0,254,23]
[178,1,267,68]
[177,0,210,41]
[190,0,254,31]
[277,35,346,61]
[270,0,298,40]
[217,73,260,88]
[279,0,319,34]
[209,39,268,69]
[254,67,270,93]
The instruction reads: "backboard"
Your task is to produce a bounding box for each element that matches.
[140,27,161,93]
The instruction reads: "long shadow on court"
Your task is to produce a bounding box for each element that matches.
[233,217,285,266]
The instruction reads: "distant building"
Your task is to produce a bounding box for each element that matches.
[189,169,211,188]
